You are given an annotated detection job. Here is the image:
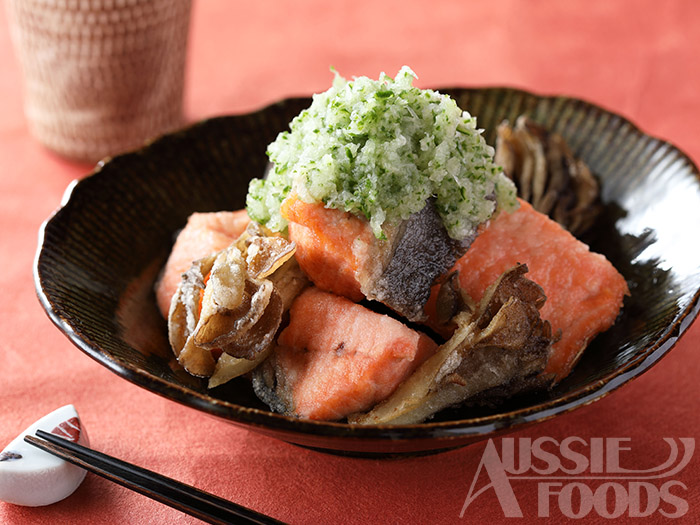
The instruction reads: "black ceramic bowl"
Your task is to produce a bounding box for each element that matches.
[35,88,700,456]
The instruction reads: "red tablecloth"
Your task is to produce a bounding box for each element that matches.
[1,1,698,523]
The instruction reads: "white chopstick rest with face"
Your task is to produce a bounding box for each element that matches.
[0,404,88,506]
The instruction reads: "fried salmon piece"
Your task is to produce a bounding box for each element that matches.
[428,199,628,382]
[253,287,438,420]
[281,194,470,321]
[280,195,371,302]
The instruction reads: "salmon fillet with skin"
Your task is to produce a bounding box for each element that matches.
[281,193,471,321]
[429,199,628,382]
[253,287,438,421]
[155,210,251,318]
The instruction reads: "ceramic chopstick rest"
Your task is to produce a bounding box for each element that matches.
[0,405,88,506]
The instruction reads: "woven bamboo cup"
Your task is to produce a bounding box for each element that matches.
[7,0,192,163]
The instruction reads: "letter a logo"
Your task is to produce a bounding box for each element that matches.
[461,439,523,518]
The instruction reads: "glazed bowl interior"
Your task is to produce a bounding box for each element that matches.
[35,88,700,456]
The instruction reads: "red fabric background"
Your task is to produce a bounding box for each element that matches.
[1,1,698,523]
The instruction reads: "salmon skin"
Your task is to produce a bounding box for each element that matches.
[155,210,250,318]
[428,199,628,382]
[370,200,472,321]
[281,194,471,322]
[252,287,438,421]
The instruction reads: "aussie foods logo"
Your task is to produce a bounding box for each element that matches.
[461,437,694,519]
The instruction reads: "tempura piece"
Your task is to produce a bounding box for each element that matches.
[167,223,307,380]
[495,116,601,236]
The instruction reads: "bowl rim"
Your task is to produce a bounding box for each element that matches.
[34,86,700,445]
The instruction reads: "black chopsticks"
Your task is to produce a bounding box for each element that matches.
[25,430,284,525]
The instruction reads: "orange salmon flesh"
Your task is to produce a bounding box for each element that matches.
[428,199,628,382]
[281,194,376,302]
[273,287,438,420]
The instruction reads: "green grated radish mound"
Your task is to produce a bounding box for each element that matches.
[246,66,517,240]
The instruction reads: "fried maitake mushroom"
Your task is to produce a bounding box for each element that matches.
[349,264,555,425]
[495,115,601,236]
[168,222,308,385]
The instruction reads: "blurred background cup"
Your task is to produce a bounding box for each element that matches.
[6,0,192,164]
